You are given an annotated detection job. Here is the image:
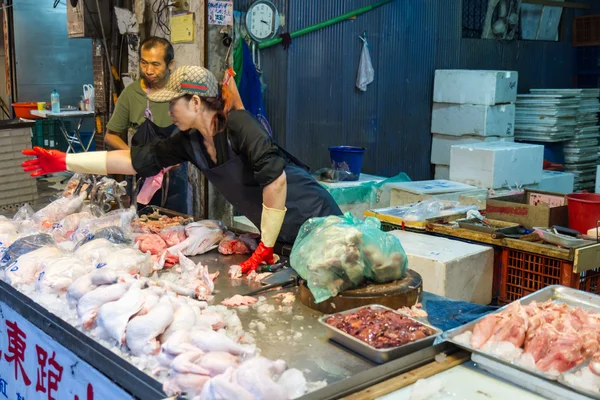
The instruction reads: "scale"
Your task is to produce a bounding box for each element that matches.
[299,269,423,314]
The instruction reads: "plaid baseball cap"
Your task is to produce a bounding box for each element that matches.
[147,66,219,102]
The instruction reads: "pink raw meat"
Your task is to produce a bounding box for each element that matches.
[221,295,258,307]
[218,232,251,255]
[136,234,168,255]
[160,226,187,247]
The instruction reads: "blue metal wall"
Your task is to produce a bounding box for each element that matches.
[236,0,586,180]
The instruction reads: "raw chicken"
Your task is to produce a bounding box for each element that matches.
[51,212,93,242]
[471,314,504,349]
[163,371,210,398]
[168,222,225,257]
[160,225,187,247]
[171,349,209,375]
[235,357,289,400]
[189,329,255,356]
[536,332,585,373]
[229,265,242,279]
[74,239,117,264]
[218,232,251,255]
[3,246,62,286]
[126,296,174,356]
[67,273,97,303]
[136,234,168,255]
[195,311,226,330]
[590,352,600,376]
[487,302,529,348]
[97,282,146,344]
[101,248,154,276]
[273,293,295,305]
[78,282,131,329]
[158,280,196,298]
[136,287,165,316]
[36,256,89,294]
[197,351,241,377]
[159,330,196,367]
[221,295,258,307]
[199,368,254,400]
[33,194,85,229]
[160,301,197,343]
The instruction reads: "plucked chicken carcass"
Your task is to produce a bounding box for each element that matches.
[160,225,187,247]
[3,246,62,286]
[36,256,90,294]
[51,212,94,242]
[97,281,146,344]
[126,295,174,356]
[168,221,226,257]
[100,247,154,276]
[78,282,132,329]
[74,239,117,265]
[199,367,254,400]
[234,357,289,400]
[189,329,254,356]
[33,194,85,229]
[159,300,198,343]
[135,234,179,269]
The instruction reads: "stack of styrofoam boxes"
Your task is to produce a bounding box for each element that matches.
[431,70,517,180]
[0,124,38,210]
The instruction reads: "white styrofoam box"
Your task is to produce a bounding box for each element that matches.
[525,171,575,194]
[597,166,600,194]
[435,164,449,180]
[430,134,514,165]
[431,103,515,137]
[433,70,518,105]
[450,142,544,189]
[390,230,493,304]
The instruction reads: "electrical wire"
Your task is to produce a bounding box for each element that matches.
[152,0,171,36]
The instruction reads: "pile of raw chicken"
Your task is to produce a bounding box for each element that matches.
[0,194,309,399]
[455,299,600,392]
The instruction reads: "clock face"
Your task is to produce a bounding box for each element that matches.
[249,3,275,40]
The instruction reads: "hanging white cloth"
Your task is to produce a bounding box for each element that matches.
[356,36,374,92]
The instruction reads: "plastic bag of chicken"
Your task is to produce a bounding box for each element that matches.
[290,213,408,303]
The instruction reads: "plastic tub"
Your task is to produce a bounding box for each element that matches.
[565,193,600,233]
[328,146,366,181]
[12,102,42,119]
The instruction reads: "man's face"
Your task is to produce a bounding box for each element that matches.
[140,45,172,86]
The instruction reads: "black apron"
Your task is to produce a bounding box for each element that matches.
[189,135,342,244]
[131,120,189,214]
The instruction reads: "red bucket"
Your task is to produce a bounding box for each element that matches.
[565,193,600,233]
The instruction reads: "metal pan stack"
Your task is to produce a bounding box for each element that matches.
[528,89,600,191]
[514,93,578,142]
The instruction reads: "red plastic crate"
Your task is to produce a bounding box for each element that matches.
[499,248,600,304]
[573,14,600,47]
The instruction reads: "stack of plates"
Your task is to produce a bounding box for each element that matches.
[530,89,600,191]
[515,94,578,142]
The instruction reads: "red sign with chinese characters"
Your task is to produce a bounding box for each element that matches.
[0,301,134,400]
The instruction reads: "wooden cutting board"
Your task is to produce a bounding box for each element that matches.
[299,269,422,314]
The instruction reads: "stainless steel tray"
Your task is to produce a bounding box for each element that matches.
[443,286,600,381]
[559,360,600,400]
[318,304,442,364]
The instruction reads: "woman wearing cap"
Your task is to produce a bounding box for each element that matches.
[22,66,342,273]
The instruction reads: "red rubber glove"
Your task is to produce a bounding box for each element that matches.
[22,147,67,177]
[239,242,275,274]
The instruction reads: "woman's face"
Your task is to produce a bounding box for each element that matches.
[169,96,198,131]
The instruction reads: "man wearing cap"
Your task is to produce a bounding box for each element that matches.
[22,66,341,274]
[104,36,189,214]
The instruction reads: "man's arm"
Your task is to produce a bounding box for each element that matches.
[104,130,129,150]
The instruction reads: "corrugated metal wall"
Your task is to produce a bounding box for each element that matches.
[235,0,587,180]
[13,1,93,107]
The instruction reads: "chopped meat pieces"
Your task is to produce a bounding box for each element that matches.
[326,307,435,349]
[222,295,258,307]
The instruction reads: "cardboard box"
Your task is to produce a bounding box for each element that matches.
[431,103,515,137]
[449,141,544,189]
[433,70,518,105]
[431,134,513,165]
[486,189,568,228]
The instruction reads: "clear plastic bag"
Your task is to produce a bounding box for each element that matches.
[290,213,408,303]
[70,207,136,243]
[1,233,56,268]
[33,194,86,229]
[74,226,133,250]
